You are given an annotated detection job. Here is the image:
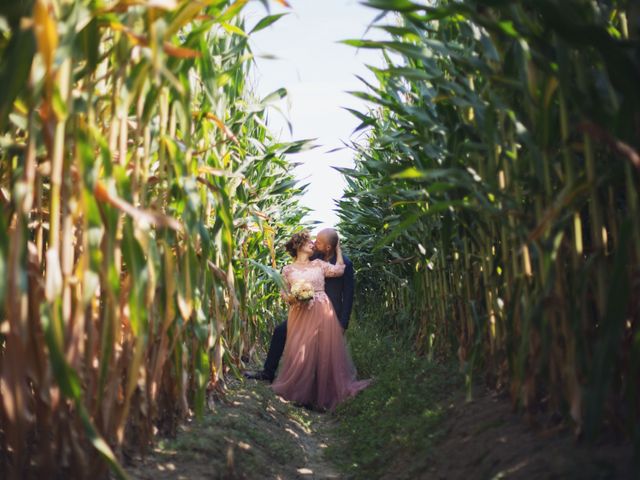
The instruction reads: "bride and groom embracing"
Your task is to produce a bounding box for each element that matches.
[245,228,371,411]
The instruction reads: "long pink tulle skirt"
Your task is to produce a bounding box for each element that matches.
[271,292,371,411]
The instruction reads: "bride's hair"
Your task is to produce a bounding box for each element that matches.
[285,231,311,257]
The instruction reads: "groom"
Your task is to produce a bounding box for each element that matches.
[245,228,355,382]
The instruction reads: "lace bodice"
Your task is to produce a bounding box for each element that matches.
[283,259,345,292]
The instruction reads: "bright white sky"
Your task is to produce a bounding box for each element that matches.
[243,0,387,232]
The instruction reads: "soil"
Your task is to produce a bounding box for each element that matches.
[386,386,636,480]
[124,378,636,479]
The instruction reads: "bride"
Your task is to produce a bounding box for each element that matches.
[271,231,370,411]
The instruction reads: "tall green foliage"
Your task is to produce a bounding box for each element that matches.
[0,0,306,477]
[338,0,640,445]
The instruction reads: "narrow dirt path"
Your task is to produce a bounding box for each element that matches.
[289,409,341,480]
[125,378,342,479]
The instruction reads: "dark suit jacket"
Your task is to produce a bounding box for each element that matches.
[311,253,355,330]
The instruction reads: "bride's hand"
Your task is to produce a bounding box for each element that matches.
[280,291,295,305]
[335,238,345,266]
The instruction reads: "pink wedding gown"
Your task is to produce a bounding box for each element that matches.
[271,259,371,411]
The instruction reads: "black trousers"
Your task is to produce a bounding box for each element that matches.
[262,320,287,380]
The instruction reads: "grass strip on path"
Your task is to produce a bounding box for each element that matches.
[329,321,462,479]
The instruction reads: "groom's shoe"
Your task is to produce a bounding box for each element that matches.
[243,370,274,382]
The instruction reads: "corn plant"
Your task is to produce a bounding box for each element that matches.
[0,0,305,478]
[338,0,640,449]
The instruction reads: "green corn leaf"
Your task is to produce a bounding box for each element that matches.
[250,13,288,34]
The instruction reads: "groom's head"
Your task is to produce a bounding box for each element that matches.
[314,228,339,257]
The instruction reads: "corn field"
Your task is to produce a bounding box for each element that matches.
[2,0,639,477]
[0,0,306,478]
[338,0,640,449]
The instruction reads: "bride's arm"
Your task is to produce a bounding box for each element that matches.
[280,265,295,304]
[335,239,344,266]
[320,240,345,277]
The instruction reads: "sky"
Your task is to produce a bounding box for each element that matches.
[243,0,387,232]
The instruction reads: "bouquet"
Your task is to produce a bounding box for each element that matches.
[290,280,315,302]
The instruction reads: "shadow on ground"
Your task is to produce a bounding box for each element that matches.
[385,386,636,480]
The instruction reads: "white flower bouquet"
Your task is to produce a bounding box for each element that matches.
[290,280,315,302]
